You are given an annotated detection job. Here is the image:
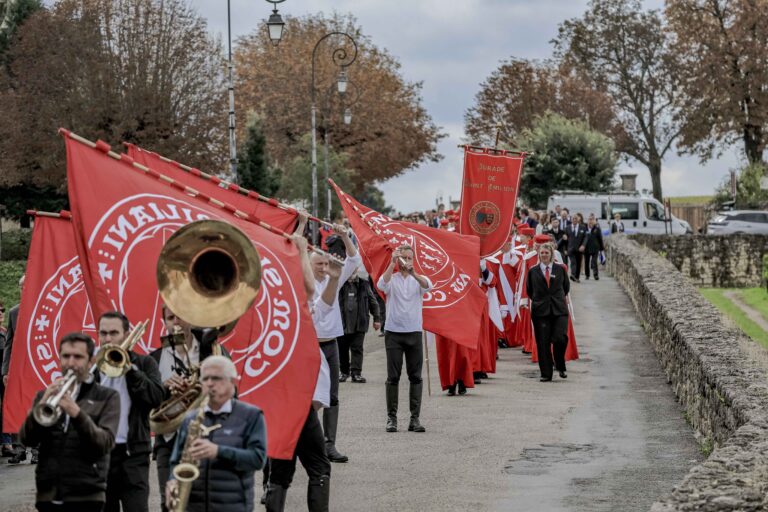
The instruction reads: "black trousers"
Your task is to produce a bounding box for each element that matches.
[319,341,339,406]
[568,251,583,279]
[104,444,149,512]
[269,407,331,488]
[584,252,599,278]
[384,331,423,385]
[37,503,104,512]
[532,315,569,380]
[338,332,365,376]
[154,435,176,512]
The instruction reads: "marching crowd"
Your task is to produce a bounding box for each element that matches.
[0,203,609,512]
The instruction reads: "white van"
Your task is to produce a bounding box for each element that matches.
[547,192,692,235]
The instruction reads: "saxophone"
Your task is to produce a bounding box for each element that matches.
[168,394,221,512]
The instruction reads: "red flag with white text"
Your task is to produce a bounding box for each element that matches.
[124,143,298,233]
[66,133,318,458]
[2,212,94,433]
[332,181,485,348]
[459,147,525,257]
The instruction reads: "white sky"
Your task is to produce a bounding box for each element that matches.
[192,0,743,213]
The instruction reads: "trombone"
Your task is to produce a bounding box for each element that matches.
[95,319,149,378]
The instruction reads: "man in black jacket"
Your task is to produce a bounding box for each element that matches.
[565,213,587,282]
[338,269,381,383]
[526,243,571,382]
[20,332,120,512]
[584,216,605,280]
[97,311,164,512]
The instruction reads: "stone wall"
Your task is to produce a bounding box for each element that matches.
[630,234,768,288]
[605,235,768,511]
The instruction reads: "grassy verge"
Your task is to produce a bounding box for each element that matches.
[0,260,26,312]
[739,288,768,323]
[699,288,768,349]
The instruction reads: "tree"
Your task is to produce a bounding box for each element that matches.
[0,0,42,59]
[666,0,768,165]
[554,0,681,201]
[234,13,444,192]
[0,0,227,191]
[357,183,393,216]
[237,112,280,196]
[712,162,768,210]
[464,58,623,149]
[519,112,618,207]
[277,133,355,220]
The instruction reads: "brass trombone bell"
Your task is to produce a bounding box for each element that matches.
[156,220,262,328]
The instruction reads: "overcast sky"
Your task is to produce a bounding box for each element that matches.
[192,0,742,213]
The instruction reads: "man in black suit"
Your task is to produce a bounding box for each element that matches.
[566,213,586,282]
[526,243,571,382]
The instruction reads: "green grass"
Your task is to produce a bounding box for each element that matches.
[700,288,768,349]
[667,195,714,206]
[739,288,768,323]
[0,260,25,316]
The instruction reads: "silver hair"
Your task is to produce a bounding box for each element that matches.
[201,355,238,379]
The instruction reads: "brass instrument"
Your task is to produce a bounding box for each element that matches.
[95,319,149,378]
[168,394,221,512]
[32,369,79,427]
[150,220,262,435]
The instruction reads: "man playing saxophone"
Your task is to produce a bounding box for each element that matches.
[96,311,164,512]
[166,355,267,512]
[20,332,120,512]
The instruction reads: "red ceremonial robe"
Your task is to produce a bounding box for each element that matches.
[435,333,475,391]
[492,257,520,348]
[518,250,538,354]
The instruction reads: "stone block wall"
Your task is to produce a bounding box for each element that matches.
[630,234,768,288]
[605,236,768,511]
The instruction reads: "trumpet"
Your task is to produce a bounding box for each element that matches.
[95,319,149,378]
[32,369,79,427]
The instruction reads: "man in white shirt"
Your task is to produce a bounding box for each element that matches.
[376,245,433,433]
[309,224,361,463]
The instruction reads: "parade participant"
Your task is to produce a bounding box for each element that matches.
[566,213,587,282]
[338,267,381,383]
[377,245,433,433]
[471,259,500,382]
[309,223,361,463]
[584,215,605,280]
[166,356,267,512]
[434,332,474,396]
[97,311,164,512]
[527,243,571,382]
[514,226,537,354]
[20,333,120,512]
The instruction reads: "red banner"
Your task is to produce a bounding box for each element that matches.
[332,181,485,348]
[124,143,298,234]
[459,147,525,257]
[2,212,93,433]
[66,133,318,458]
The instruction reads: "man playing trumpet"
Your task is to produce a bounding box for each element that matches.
[20,332,120,512]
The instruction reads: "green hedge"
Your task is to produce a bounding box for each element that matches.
[1,229,32,261]
[0,260,26,313]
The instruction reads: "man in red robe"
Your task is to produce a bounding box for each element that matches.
[512,226,537,354]
[434,332,475,396]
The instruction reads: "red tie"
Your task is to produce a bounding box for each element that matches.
[545,266,550,287]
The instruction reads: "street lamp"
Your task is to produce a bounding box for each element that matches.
[343,108,352,125]
[226,1,289,183]
[310,31,358,242]
[265,0,286,46]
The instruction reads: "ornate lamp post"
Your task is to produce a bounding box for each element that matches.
[310,32,358,242]
[227,0,289,182]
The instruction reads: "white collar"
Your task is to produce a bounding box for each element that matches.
[204,398,233,415]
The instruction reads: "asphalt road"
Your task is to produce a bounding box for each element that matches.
[0,274,702,511]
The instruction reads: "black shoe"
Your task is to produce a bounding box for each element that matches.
[585,276,590,280]
[30,453,38,464]
[325,444,348,463]
[339,373,349,383]
[457,380,467,395]
[1,446,15,458]
[498,339,509,348]
[447,384,456,396]
[351,374,366,383]
[569,275,576,282]
[386,417,397,432]
[559,371,567,379]
[594,276,599,281]
[408,417,426,432]
[521,350,531,355]
[378,332,385,337]
[539,377,552,382]
[8,450,26,464]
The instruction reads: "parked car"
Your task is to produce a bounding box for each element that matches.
[707,210,768,234]
[547,193,692,235]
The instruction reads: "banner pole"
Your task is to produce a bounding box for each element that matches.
[494,123,502,149]
[423,331,431,397]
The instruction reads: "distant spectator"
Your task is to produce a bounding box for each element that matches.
[535,212,548,235]
[546,217,567,263]
[338,268,381,384]
[611,213,625,233]
[584,215,605,280]
[566,214,587,283]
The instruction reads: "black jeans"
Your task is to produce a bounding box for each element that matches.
[269,407,331,488]
[384,331,423,385]
[338,332,365,376]
[104,444,150,512]
[584,252,599,278]
[568,251,583,279]
[154,435,175,512]
[36,503,104,512]
[532,315,569,380]
[319,340,339,406]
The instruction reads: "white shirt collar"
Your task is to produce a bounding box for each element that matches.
[204,398,233,415]
[540,262,553,273]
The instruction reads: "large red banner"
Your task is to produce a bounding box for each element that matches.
[66,133,318,458]
[332,181,485,348]
[124,143,298,233]
[2,212,93,433]
[459,147,525,257]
